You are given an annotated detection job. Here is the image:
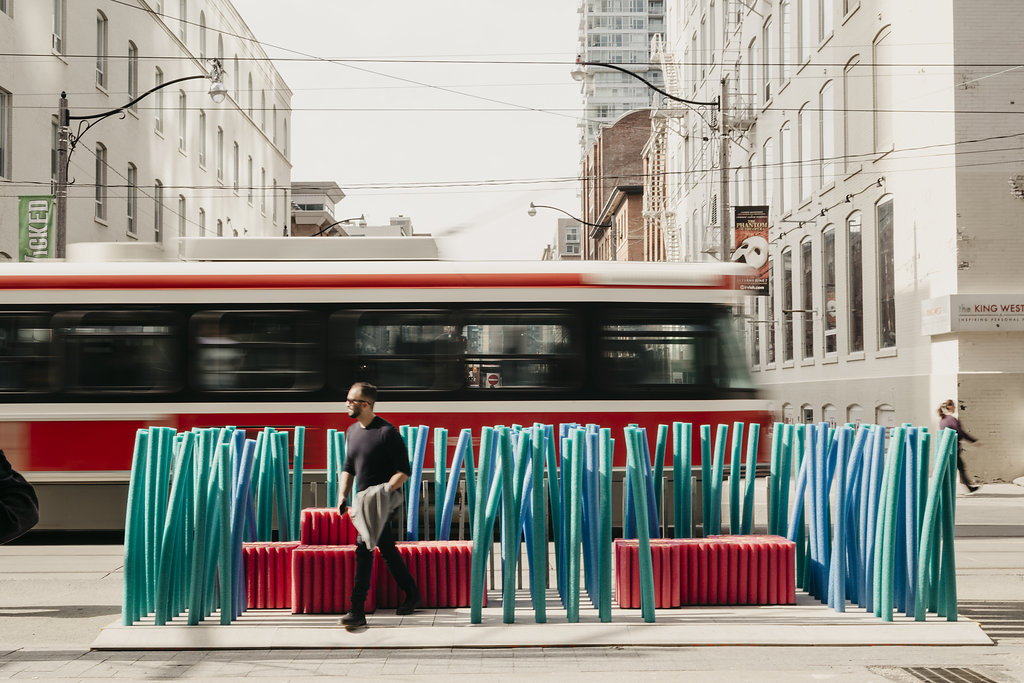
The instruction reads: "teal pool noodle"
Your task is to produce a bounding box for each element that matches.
[272,432,290,542]
[938,437,958,621]
[767,423,783,536]
[326,428,337,508]
[729,421,743,535]
[709,424,727,537]
[187,430,212,625]
[653,424,668,525]
[878,427,906,621]
[217,442,233,625]
[672,422,684,538]
[679,423,693,538]
[625,426,656,623]
[253,429,270,541]
[531,426,547,623]
[567,429,584,623]
[122,429,148,625]
[700,425,712,538]
[290,426,305,540]
[544,425,565,602]
[598,428,613,622]
[434,428,448,539]
[741,423,760,535]
[469,427,502,624]
[464,428,478,530]
[916,428,954,620]
[156,431,195,625]
[141,427,159,615]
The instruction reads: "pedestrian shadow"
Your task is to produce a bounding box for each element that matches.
[0,605,120,619]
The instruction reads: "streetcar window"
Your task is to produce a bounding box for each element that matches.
[53,311,182,394]
[0,313,53,393]
[191,310,325,392]
[463,310,580,390]
[330,310,462,391]
[600,307,755,390]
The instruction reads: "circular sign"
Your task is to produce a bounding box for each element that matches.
[486,373,500,387]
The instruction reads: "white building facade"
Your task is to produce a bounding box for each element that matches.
[657,0,1024,482]
[0,0,292,260]
[577,0,665,149]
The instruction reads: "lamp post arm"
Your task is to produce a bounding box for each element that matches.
[312,215,364,237]
[529,203,610,229]
[68,73,208,124]
[576,59,720,109]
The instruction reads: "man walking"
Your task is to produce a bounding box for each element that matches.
[338,382,421,627]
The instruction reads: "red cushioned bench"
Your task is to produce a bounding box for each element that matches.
[242,541,301,609]
[614,535,795,608]
[374,540,479,609]
[300,507,358,545]
[290,545,379,614]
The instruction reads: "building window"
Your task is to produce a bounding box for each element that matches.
[819,81,834,186]
[217,34,223,64]
[232,142,239,194]
[799,0,812,63]
[216,219,223,237]
[800,237,813,359]
[154,68,164,133]
[0,88,9,179]
[847,403,864,426]
[283,119,288,158]
[762,17,774,101]
[177,91,186,151]
[198,110,206,167]
[780,0,792,82]
[779,122,791,214]
[273,105,278,145]
[822,225,837,355]
[198,207,205,235]
[272,179,278,224]
[178,195,186,237]
[819,0,833,42]
[873,26,893,151]
[216,127,224,181]
[247,74,253,117]
[96,12,108,89]
[822,403,838,428]
[198,11,206,59]
[876,197,896,349]
[260,167,266,213]
[247,155,253,205]
[762,137,773,209]
[128,42,139,110]
[52,0,66,54]
[875,404,896,430]
[767,256,776,364]
[847,211,863,352]
[178,0,186,41]
[798,104,811,201]
[94,143,107,221]
[782,248,794,362]
[127,162,137,236]
[154,179,164,242]
[233,55,239,101]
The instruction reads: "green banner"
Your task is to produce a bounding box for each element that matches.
[18,195,54,261]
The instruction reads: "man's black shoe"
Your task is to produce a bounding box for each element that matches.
[396,591,422,616]
[341,609,366,627]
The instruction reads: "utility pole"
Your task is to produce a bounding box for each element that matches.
[55,92,69,259]
[719,77,730,263]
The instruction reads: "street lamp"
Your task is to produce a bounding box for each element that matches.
[54,58,227,258]
[527,202,616,261]
[571,57,731,264]
[312,214,365,237]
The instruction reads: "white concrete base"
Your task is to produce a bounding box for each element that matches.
[91,592,992,649]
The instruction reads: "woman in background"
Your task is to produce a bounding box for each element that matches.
[938,399,981,493]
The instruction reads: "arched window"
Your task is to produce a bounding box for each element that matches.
[154,179,164,242]
[198,110,206,167]
[800,236,813,359]
[272,105,278,145]
[873,26,894,151]
[216,126,224,181]
[847,404,864,426]
[233,55,240,100]
[198,11,206,59]
[283,119,288,157]
[819,81,834,185]
[780,0,791,81]
[781,247,793,361]
[127,42,139,110]
[96,11,108,89]
[844,54,869,170]
[767,253,776,364]
[875,404,896,429]
[782,403,795,425]
[761,137,773,205]
[217,35,224,65]
[154,67,164,133]
[762,16,774,100]
[198,207,206,236]
[177,91,186,151]
[876,196,896,349]
[821,225,837,355]
[247,155,253,204]
[798,103,811,200]
[818,0,833,41]
[94,142,107,220]
[779,122,791,213]
[216,219,223,237]
[800,403,814,424]
[178,195,186,238]
[822,403,838,428]
[232,142,239,194]
[260,91,266,130]
[178,0,187,41]
[247,73,253,117]
[847,211,864,352]
[126,162,137,236]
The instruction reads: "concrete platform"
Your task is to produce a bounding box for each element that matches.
[91,591,992,650]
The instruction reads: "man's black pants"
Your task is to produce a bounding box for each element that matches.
[350,520,418,611]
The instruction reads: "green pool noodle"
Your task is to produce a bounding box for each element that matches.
[290,426,305,540]
[915,429,954,620]
[273,431,290,541]
[767,422,782,536]
[503,428,529,623]
[187,429,212,625]
[741,423,760,535]
[653,424,668,525]
[464,429,477,530]
[776,423,793,537]
[434,428,448,539]
[700,425,712,537]
[217,442,233,624]
[567,429,584,623]
[531,425,547,623]
[679,423,693,538]
[252,429,267,540]
[878,427,905,621]
[122,429,148,625]
[326,428,337,508]
[155,432,195,625]
[938,438,958,620]
[729,421,743,534]
[625,427,656,623]
[598,428,613,622]
[545,426,564,598]
[469,427,496,624]
[872,428,896,616]
[709,424,727,536]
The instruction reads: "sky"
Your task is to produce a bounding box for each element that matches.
[240,2,583,260]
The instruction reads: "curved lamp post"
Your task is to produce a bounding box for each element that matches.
[312,214,365,237]
[571,56,731,263]
[528,202,615,260]
[54,58,228,258]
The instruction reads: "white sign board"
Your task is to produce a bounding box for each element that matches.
[922,294,1024,334]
